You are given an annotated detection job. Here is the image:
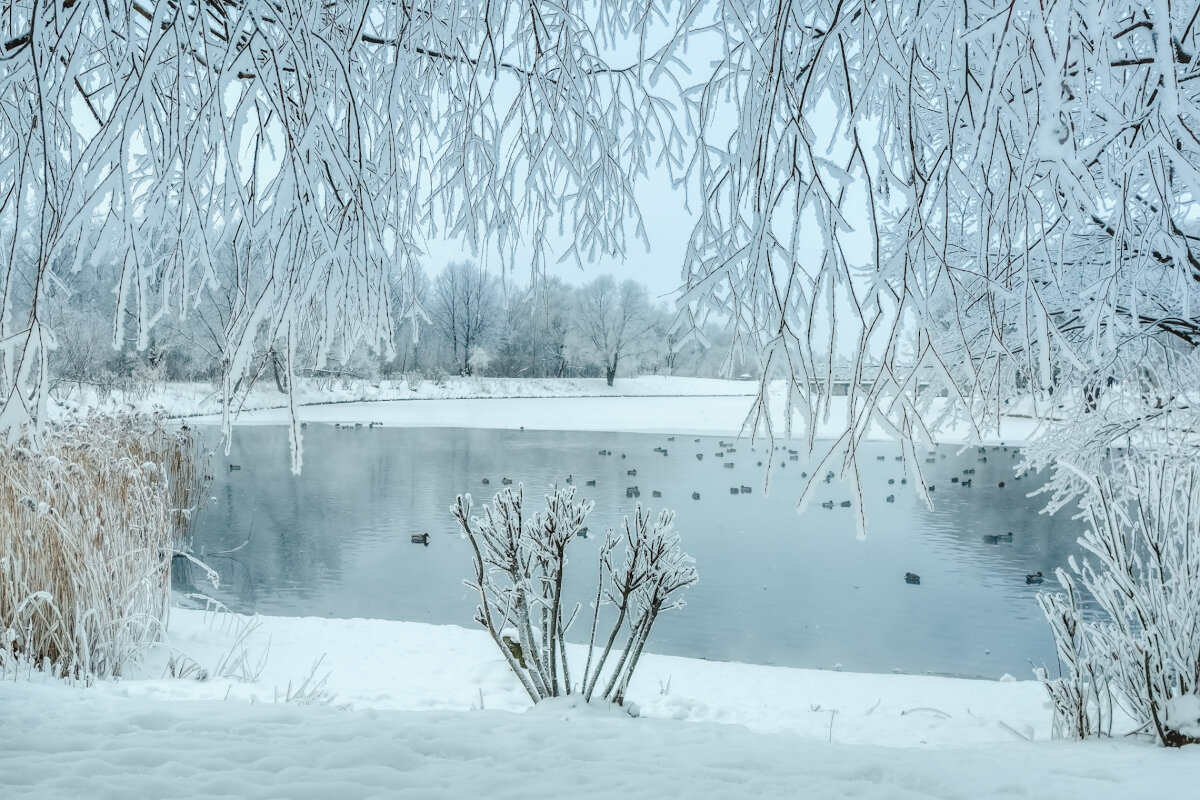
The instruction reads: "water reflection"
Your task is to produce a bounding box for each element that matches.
[188,426,1084,679]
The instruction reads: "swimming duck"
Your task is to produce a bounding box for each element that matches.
[1026,571,1044,584]
[905,572,921,585]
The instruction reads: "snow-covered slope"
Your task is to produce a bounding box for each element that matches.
[1,610,1192,799]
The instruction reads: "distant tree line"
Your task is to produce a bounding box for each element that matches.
[44,258,758,396]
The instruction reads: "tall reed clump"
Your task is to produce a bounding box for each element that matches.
[1,414,208,681]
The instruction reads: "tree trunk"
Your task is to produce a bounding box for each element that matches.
[605,362,617,386]
[271,350,288,393]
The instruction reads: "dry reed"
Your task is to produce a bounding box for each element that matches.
[1,414,208,680]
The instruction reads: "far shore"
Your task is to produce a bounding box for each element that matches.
[54,375,1044,444]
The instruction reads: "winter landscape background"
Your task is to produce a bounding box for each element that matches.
[4,1,1200,797]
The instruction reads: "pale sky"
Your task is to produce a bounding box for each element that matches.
[422,151,695,306]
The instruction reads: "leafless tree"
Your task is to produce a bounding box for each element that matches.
[1,0,681,460]
[3,1,1196,475]
[673,1,1200,516]
[571,275,659,386]
[429,261,500,375]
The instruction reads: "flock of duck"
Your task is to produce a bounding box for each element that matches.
[433,434,1046,586]
[478,435,758,503]
[901,445,1043,588]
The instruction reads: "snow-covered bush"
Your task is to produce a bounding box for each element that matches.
[0,415,207,681]
[451,486,697,706]
[1037,455,1200,747]
[424,367,450,388]
[1034,575,1112,741]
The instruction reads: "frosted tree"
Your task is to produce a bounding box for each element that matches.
[429,261,501,376]
[492,277,575,378]
[570,275,660,385]
[0,1,682,461]
[671,0,1200,506]
[663,1,1200,743]
[3,1,1195,477]
[1036,456,1200,746]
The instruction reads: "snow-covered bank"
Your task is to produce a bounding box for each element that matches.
[58,375,1043,442]
[204,393,778,436]
[55,376,757,419]
[213,393,1043,443]
[129,610,1054,745]
[2,610,1193,799]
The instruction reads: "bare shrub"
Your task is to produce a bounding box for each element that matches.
[1034,575,1112,741]
[0,415,206,680]
[452,485,697,706]
[1038,456,1200,747]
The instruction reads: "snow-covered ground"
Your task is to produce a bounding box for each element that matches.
[54,375,759,419]
[4,609,1195,799]
[55,375,1044,442]
[11,377,1182,798]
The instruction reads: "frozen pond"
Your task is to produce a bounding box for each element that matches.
[187,425,1084,679]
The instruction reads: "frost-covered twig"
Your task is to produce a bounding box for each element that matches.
[1037,454,1200,746]
[452,485,696,706]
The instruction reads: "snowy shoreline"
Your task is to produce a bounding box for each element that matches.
[11,378,1183,799]
[58,375,1045,443]
[3,608,1194,799]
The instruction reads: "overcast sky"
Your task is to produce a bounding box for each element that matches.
[423,160,695,305]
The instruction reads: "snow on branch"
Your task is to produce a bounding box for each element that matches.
[452,484,697,706]
[0,1,681,458]
[676,0,1200,507]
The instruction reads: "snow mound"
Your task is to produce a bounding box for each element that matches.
[1166,694,1200,739]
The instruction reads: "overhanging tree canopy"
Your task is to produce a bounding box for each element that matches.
[2,1,1197,493]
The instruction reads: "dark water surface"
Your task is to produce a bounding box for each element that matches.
[188,425,1083,679]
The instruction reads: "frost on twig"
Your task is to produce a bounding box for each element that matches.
[1036,455,1200,747]
[1,1,680,469]
[451,485,697,705]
